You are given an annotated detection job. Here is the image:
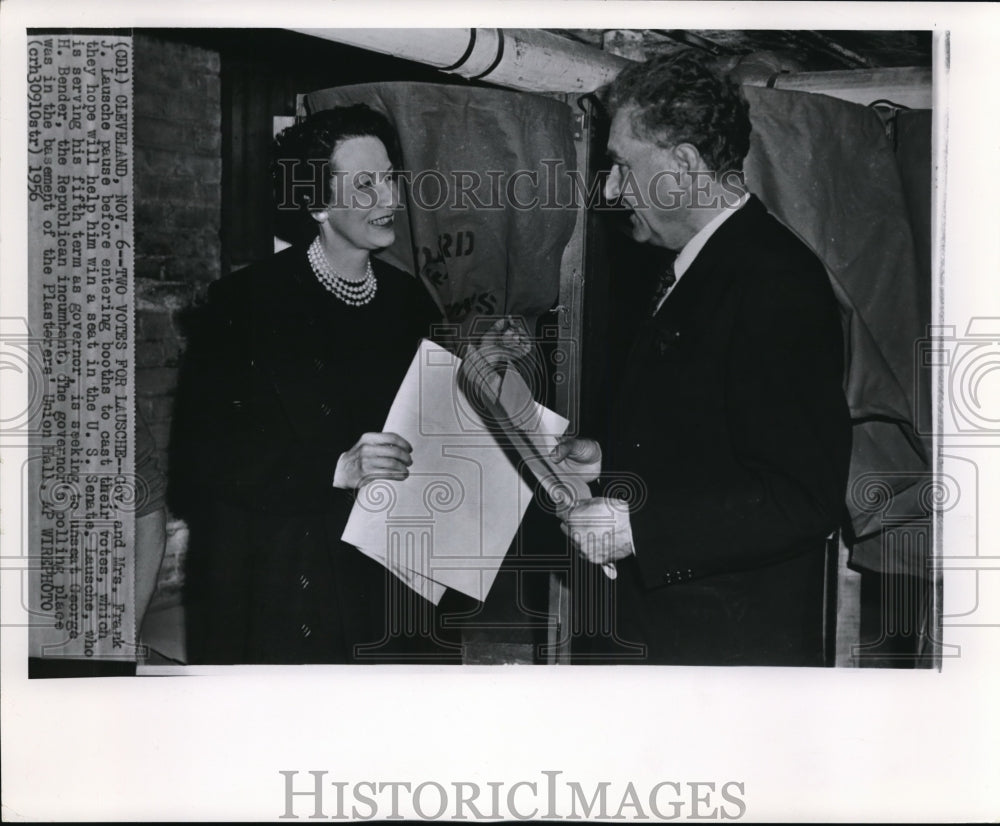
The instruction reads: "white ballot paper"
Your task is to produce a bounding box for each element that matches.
[342,339,571,604]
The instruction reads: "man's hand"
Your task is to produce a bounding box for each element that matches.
[476,316,533,363]
[550,436,602,483]
[560,496,634,565]
[462,317,532,380]
[333,432,413,490]
[550,436,602,465]
[459,316,533,407]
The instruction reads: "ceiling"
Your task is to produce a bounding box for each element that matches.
[549,29,933,73]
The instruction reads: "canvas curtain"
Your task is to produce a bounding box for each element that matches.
[743,87,931,575]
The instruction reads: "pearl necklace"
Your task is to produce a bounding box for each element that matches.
[307,238,377,307]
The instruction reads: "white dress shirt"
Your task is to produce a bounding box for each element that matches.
[653,191,750,315]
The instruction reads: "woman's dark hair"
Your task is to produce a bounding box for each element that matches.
[602,50,751,173]
[272,103,401,243]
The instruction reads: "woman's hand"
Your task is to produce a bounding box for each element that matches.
[333,432,413,490]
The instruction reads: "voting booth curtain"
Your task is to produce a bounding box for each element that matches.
[304,81,930,577]
[744,87,931,576]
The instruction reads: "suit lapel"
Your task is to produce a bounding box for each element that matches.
[655,196,766,340]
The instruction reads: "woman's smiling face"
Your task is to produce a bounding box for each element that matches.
[319,135,397,257]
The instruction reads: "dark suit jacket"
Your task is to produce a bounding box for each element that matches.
[573,196,852,666]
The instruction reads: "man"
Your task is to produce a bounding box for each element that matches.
[555,52,852,666]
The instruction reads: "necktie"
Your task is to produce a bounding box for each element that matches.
[649,257,677,316]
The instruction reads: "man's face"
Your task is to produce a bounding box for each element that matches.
[604,107,692,250]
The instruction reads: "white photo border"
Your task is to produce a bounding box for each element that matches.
[2,1,999,822]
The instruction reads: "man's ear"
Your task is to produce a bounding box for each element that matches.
[671,143,704,173]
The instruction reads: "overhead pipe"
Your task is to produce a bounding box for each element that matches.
[289,28,634,94]
[292,29,931,109]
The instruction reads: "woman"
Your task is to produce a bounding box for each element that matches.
[170,104,462,664]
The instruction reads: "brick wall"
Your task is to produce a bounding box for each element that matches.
[133,34,221,614]
[134,33,221,475]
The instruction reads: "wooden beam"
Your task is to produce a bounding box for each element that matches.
[744,66,932,110]
[545,95,591,665]
[795,31,874,70]
[652,29,734,58]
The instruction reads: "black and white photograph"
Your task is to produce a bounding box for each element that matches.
[2,1,998,821]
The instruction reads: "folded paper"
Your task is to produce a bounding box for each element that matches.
[342,339,570,604]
